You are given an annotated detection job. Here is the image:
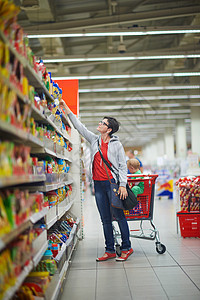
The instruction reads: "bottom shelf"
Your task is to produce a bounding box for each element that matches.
[45,220,80,300]
[3,261,33,300]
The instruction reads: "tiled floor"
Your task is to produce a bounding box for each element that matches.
[61,190,200,300]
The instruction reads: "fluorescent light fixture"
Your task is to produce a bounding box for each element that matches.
[43,54,200,63]
[80,104,151,110]
[159,103,181,107]
[190,103,200,106]
[53,72,200,80]
[144,109,191,114]
[27,28,200,38]
[80,105,191,115]
[80,103,197,110]
[78,86,200,93]
[80,112,189,119]
[80,95,200,102]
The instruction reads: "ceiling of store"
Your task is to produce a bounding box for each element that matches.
[14,0,200,148]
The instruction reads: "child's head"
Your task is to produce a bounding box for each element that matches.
[127,158,140,174]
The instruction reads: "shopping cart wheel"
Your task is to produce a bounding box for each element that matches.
[155,242,166,254]
[115,244,121,256]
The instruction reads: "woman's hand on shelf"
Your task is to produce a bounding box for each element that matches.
[60,100,71,115]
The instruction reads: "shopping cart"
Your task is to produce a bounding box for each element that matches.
[113,174,166,255]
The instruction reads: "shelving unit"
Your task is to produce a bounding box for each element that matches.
[45,220,80,300]
[0,15,81,299]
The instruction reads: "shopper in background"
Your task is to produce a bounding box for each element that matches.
[126,149,144,173]
[60,100,133,262]
[127,159,144,196]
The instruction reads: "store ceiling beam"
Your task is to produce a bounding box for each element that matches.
[24,6,200,32]
[56,0,149,16]
[20,0,55,22]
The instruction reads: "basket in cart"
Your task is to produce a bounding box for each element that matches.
[113,174,166,255]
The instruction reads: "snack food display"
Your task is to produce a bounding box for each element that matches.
[176,176,200,211]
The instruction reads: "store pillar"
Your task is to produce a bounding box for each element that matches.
[143,142,151,164]
[164,128,175,160]
[156,134,165,157]
[176,119,187,158]
[191,106,200,156]
[150,139,158,163]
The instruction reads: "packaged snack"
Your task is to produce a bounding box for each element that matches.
[0,194,11,237]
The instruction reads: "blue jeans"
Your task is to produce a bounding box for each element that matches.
[94,179,131,253]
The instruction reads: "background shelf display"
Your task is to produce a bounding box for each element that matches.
[3,261,34,300]
[32,230,48,267]
[0,220,31,252]
[0,29,52,101]
[0,174,46,188]
[31,146,72,162]
[0,73,28,105]
[30,207,49,224]
[0,7,81,298]
[57,199,74,219]
[45,219,80,300]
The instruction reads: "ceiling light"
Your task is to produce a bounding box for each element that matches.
[27,27,200,38]
[78,86,200,92]
[80,104,151,110]
[43,54,200,63]
[190,103,200,106]
[80,112,189,119]
[53,72,200,80]
[80,107,190,113]
[159,103,181,107]
[81,95,200,102]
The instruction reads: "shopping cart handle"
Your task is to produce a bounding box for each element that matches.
[127,174,158,178]
[127,174,159,183]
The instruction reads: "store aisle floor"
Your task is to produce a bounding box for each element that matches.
[61,190,200,300]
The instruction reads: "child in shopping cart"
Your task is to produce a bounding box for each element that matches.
[127,159,144,196]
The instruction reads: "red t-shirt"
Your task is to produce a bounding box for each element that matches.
[93,139,113,181]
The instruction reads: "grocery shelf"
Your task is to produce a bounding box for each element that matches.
[0,30,53,102]
[38,179,73,192]
[46,206,58,229]
[31,146,56,157]
[24,62,52,99]
[57,200,74,219]
[0,220,31,252]
[30,207,49,224]
[30,109,72,144]
[0,30,27,70]
[31,146,71,162]
[0,120,46,149]
[54,243,66,262]
[31,104,47,122]
[3,261,33,300]
[28,134,44,147]
[46,115,64,136]
[58,179,73,189]
[0,73,28,105]
[45,221,79,300]
[32,231,48,267]
[0,21,80,300]
[0,174,46,188]
[61,112,70,125]
[45,270,65,300]
[0,120,28,141]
